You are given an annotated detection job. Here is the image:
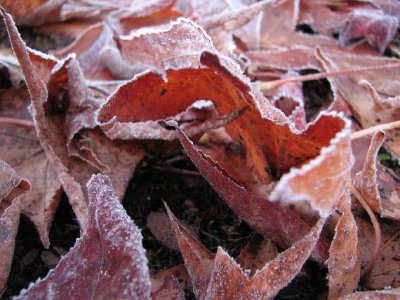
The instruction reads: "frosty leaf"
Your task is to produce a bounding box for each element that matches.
[2,9,90,228]
[3,11,144,231]
[206,218,325,300]
[328,198,361,299]
[270,113,353,218]
[354,131,400,220]
[176,127,330,263]
[0,85,61,247]
[165,203,214,299]
[236,237,278,276]
[15,174,151,299]
[152,276,185,300]
[358,217,400,290]
[316,48,400,157]
[199,1,267,54]
[338,288,400,300]
[263,71,307,130]
[338,10,398,53]
[151,264,191,297]
[0,160,30,291]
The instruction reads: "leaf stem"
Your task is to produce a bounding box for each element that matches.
[259,63,400,90]
[0,117,35,128]
[351,120,400,140]
[350,184,382,279]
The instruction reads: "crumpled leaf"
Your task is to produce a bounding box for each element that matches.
[327,198,361,299]
[3,10,145,231]
[176,126,330,263]
[0,160,30,291]
[0,85,61,248]
[338,9,399,53]
[354,131,400,220]
[55,18,213,82]
[167,202,326,299]
[198,0,267,55]
[15,174,151,299]
[316,48,400,157]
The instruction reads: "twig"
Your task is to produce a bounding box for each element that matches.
[351,120,400,140]
[259,63,400,90]
[350,184,382,279]
[0,117,35,128]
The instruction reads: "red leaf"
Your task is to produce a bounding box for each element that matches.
[15,175,151,299]
[176,127,330,263]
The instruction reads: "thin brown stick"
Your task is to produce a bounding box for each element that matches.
[259,63,400,90]
[0,117,35,128]
[351,120,400,140]
[350,184,382,279]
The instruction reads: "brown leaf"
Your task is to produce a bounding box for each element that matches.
[327,198,361,299]
[151,276,185,300]
[0,160,30,291]
[0,86,61,247]
[176,126,330,263]
[3,10,145,231]
[339,288,400,300]
[15,174,151,299]
[338,10,398,53]
[167,203,325,299]
[165,203,214,299]
[354,131,400,220]
[206,218,325,300]
[357,217,400,290]
[315,48,400,157]
[236,236,278,276]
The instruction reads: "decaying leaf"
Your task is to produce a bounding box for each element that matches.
[339,288,400,300]
[0,86,61,248]
[167,202,326,299]
[0,160,30,291]
[354,131,400,220]
[3,10,145,232]
[327,198,361,299]
[15,174,151,299]
[358,217,400,290]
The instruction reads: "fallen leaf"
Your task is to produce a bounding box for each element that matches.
[0,160,30,291]
[354,131,400,220]
[167,202,326,299]
[0,86,62,248]
[151,276,185,300]
[338,288,400,300]
[316,48,400,157]
[14,174,151,299]
[357,217,400,290]
[338,10,398,53]
[327,198,361,299]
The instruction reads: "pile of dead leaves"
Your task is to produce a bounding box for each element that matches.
[1,0,400,299]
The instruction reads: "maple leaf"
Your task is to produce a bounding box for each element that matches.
[14,174,151,299]
[0,160,30,291]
